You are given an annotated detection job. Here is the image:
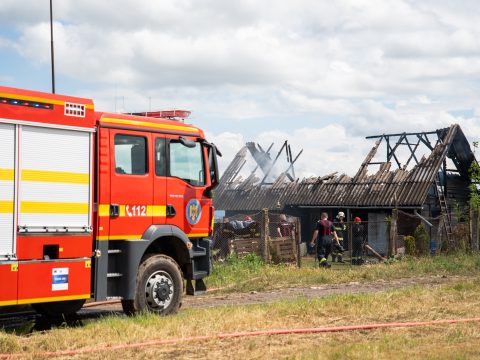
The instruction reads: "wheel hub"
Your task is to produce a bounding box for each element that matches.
[154,281,170,302]
[145,271,174,310]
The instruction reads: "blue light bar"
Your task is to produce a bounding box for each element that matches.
[0,97,54,110]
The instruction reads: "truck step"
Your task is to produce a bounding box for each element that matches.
[107,272,123,278]
[191,250,206,257]
[192,270,208,280]
[186,278,207,295]
[108,249,122,254]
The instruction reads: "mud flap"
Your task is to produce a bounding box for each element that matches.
[186,279,207,295]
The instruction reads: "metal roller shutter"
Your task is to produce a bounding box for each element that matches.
[18,126,91,231]
[0,124,15,257]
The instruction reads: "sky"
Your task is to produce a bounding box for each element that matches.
[1,0,480,179]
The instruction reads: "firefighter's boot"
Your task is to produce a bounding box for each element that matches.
[337,255,344,263]
[319,258,331,268]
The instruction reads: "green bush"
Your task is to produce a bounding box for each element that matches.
[414,224,430,256]
[225,253,264,270]
[405,235,416,255]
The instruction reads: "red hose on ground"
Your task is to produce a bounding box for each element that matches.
[1,317,479,358]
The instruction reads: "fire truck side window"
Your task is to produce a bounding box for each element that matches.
[155,138,166,176]
[114,134,148,175]
[169,140,205,186]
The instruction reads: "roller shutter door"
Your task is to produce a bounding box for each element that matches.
[18,126,91,230]
[0,124,15,257]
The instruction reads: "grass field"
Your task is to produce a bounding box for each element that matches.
[206,253,480,293]
[1,254,480,359]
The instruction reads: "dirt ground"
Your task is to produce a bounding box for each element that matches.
[83,274,463,314]
[182,275,461,308]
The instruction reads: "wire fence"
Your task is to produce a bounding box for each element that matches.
[212,207,478,267]
[212,211,263,261]
[212,209,394,267]
[212,210,300,266]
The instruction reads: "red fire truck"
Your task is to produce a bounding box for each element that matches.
[0,86,220,316]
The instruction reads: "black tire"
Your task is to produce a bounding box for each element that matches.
[122,254,183,316]
[31,299,86,317]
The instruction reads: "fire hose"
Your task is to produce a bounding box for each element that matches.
[1,317,479,358]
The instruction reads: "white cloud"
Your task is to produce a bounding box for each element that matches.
[1,0,480,177]
[204,131,245,174]
[210,124,373,179]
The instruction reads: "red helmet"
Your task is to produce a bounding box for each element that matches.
[354,217,361,223]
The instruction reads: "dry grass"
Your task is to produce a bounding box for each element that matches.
[207,253,480,293]
[1,275,480,359]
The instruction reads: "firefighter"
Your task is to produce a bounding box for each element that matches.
[332,211,346,263]
[277,214,295,238]
[215,217,235,258]
[244,216,260,238]
[351,217,365,265]
[310,212,340,268]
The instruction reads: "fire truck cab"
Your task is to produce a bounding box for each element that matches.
[0,86,219,316]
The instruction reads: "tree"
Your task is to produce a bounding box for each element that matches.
[414,224,429,256]
[469,158,480,251]
[469,161,480,210]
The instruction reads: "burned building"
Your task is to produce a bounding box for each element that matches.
[213,124,476,255]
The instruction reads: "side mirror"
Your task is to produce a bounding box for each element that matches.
[179,136,196,148]
[202,141,221,196]
[213,143,222,157]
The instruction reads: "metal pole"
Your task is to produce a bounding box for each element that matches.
[50,0,55,93]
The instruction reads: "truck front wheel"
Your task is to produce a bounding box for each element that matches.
[122,254,183,315]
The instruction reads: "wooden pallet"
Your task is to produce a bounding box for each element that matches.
[269,236,297,264]
[229,237,262,257]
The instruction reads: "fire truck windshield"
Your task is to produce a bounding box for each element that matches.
[169,140,205,186]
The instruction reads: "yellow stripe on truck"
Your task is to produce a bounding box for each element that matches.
[187,233,209,238]
[0,92,94,110]
[101,117,199,133]
[0,201,14,213]
[21,170,89,184]
[0,299,17,306]
[96,235,142,241]
[97,233,207,241]
[149,205,166,217]
[98,204,110,217]
[17,294,91,305]
[0,169,14,181]
[96,205,166,217]
[20,201,89,214]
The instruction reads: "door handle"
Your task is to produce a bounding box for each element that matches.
[166,204,176,217]
[110,204,120,217]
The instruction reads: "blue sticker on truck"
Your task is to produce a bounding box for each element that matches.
[186,199,202,225]
[52,268,69,291]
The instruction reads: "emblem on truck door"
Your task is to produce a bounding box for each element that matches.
[186,199,201,225]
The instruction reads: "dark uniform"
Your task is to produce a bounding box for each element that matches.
[278,221,294,237]
[332,220,346,262]
[315,219,335,267]
[352,222,365,265]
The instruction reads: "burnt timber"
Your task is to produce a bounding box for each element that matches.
[214,124,476,254]
[215,124,474,210]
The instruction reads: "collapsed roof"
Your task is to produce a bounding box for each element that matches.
[213,124,476,211]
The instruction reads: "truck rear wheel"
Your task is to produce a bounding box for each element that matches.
[31,299,86,317]
[122,254,183,316]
